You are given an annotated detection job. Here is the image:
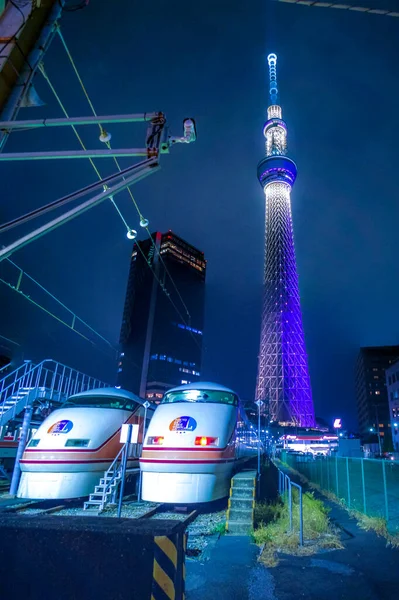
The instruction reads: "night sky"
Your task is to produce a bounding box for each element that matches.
[1,0,399,431]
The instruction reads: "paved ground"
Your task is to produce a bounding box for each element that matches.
[186,489,399,600]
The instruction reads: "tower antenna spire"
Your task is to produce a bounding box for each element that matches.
[267,53,278,106]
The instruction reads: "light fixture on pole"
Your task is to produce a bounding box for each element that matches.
[255,400,264,483]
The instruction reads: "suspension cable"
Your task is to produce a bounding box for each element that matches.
[56,28,192,321]
[134,240,203,352]
[5,257,117,350]
[38,63,131,233]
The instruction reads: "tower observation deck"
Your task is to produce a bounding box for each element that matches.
[255,54,315,427]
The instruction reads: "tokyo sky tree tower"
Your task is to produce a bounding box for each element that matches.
[255,54,315,427]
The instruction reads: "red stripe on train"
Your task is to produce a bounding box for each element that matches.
[142,446,228,452]
[139,458,236,464]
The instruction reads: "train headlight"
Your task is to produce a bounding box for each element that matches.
[195,436,218,447]
[147,436,164,445]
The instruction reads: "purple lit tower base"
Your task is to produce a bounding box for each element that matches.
[255,54,315,427]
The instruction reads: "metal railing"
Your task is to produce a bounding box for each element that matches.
[278,467,304,545]
[0,359,109,424]
[282,451,399,535]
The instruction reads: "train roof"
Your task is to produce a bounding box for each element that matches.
[69,387,148,406]
[166,381,237,395]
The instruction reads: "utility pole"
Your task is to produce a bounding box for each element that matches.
[374,404,383,456]
[255,400,264,488]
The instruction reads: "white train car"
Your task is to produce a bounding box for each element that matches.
[18,387,153,500]
[140,382,261,503]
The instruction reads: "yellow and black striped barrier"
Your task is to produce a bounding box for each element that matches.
[151,532,186,600]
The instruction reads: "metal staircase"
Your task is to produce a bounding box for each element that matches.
[84,443,127,512]
[0,359,109,427]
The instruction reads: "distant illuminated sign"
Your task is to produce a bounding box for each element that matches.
[48,420,73,435]
[169,416,197,432]
[333,418,342,429]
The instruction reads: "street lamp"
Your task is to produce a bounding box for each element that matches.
[255,400,264,483]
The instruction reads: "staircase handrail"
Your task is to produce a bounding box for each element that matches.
[101,443,127,504]
[0,358,110,422]
[0,359,109,399]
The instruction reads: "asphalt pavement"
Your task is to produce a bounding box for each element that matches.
[186,491,399,600]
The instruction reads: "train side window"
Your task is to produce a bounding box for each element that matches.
[65,439,90,448]
[28,439,40,448]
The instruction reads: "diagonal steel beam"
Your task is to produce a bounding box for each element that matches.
[272,0,399,17]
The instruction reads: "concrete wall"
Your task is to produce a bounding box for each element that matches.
[0,515,186,600]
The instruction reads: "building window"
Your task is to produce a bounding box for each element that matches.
[150,354,158,360]
[179,367,201,376]
[174,322,203,335]
[373,376,379,380]
[375,391,380,395]
[167,357,173,363]
[393,374,397,383]
[159,355,166,361]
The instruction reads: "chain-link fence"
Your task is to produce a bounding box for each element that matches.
[281,451,399,534]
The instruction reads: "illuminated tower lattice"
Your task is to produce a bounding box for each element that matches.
[255,54,315,427]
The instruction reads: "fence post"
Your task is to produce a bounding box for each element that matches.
[335,455,339,497]
[381,460,389,522]
[346,457,351,508]
[299,485,303,546]
[288,480,292,532]
[360,458,367,514]
[327,457,330,492]
[320,458,323,489]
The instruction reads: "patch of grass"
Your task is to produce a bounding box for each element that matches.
[211,521,226,535]
[254,501,282,528]
[253,490,342,565]
[348,510,399,547]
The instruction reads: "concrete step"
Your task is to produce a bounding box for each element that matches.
[231,487,254,499]
[228,508,253,522]
[229,497,254,510]
[232,479,255,489]
[227,521,253,535]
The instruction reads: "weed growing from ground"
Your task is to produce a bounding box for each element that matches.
[253,490,342,565]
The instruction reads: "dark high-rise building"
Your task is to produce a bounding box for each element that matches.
[355,346,399,441]
[117,231,206,400]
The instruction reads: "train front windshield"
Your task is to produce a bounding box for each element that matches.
[65,395,138,411]
[162,389,238,406]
